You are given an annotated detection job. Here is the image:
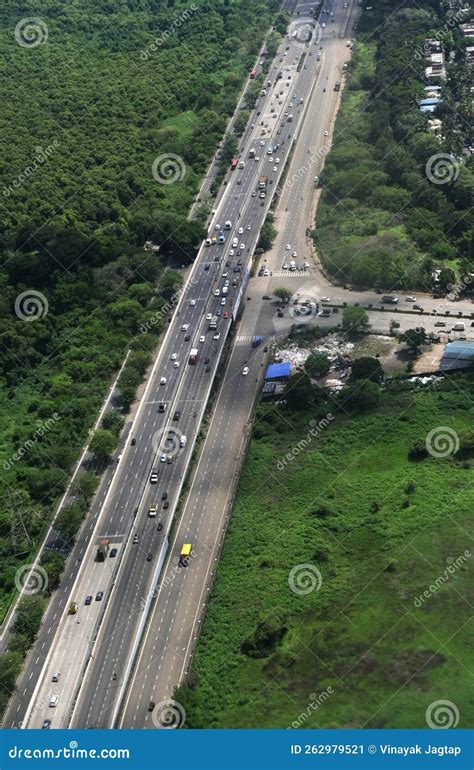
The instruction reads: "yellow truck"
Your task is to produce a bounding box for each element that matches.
[179,543,192,567]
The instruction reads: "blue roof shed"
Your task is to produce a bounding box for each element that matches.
[265,362,291,380]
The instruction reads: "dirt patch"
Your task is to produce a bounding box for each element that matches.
[413,343,445,373]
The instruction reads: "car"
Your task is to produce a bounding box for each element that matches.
[234,266,241,273]
[320,296,330,302]
[158,402,166,412]
[180,323,189,331]
[205,365,211,372]
[110,548,117,557]
[242,366,249,376]
[206,313,212,321]
[42,719,51,729]
[150,471,158,483]
[222,270,228,277]
[159,376,166,385]
[246,224,251,230]
[171,353,177,360]
[238,226,244,234]
[434,321,446,327]
[282,263,288,269]
[215,223,221,230]
[133,533,139,544]
[405,296,417,302]
[240,243,245,250]
[324,130,329,136]
[229,249,235,256]
[173,361,179,368]
[163,501,169,509]
[204,263,210,271]
[220,298,226,305]
[263,269,270,277]
[149,503,157,517]
[131,437,136,446]
[413,304,424,311]
[173,410,181,421]
[286,243,291,250]
[85,595,92,605]
[184,334,190,341]
[216,309,222,316]
[214,289,220,296]
[260,140,265,146]
[146,553,152,562]
[236,250,241,257]
[251,191,256,197]
[96,591,103,601]
[160,453,167,463]
[213,332,221,340]
[148,701,155,712]
[223,311,230,319]
[204,357,210,364]
[166,455,173,464]
[189,299,196,306]
[262,295,273,300]
[273,165,277,171]
[199,335,205,343]
[292,251,297,258]
[277,309,284,317]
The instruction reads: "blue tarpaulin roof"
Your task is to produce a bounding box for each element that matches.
[265,362,291,380]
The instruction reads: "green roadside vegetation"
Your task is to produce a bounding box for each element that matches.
[178,369,473,727]
[0,0,284,710]
[314,1,473,290]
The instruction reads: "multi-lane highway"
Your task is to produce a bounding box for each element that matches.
[8,0,331,731]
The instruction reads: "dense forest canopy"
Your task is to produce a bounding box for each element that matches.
[0,0,279,623]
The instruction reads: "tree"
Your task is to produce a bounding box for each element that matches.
[390,319,400,335]
[399,327,427,353]
[305,352,331,378]
[257,221,277,251]
[13,596,46,644]
[438,267,456,293]
[274,287,292,305]
[350,356,383,382]
[101,410,125,436]
[55,502,85,543]
[342,381,381,413]
[89,429,117,464]
[342,306,370,338]
[40,551,66,594]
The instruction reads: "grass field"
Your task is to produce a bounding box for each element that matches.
[179,375,473,728]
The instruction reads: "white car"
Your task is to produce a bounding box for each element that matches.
[282,263,288,269]
[160,454,167,463]
[286,244,291,250]
[263,269,270,277]
[242,366,249,376]
[405,296,417,302]
[320,296,330,302]
[292,251,297,258]
[260,140,265,146]
[229,249,234,257]
[246,224,251,230]
[275,158,280,164]
[240,243,245,250]
[171,353,177,360]
[220,297,226,305]
[160,377,166,385]
[173,361,180,369]
[238,226,244,234]
[181,323,189,331]
[213,332,220,340]
[273,166,277,171]
[206,313,212,321]
[190,299,196,306]
[224,279,229,287]
[214,289,220,296]
[215,223,221,230]
[324,130,329,136]
[199,335,205,343]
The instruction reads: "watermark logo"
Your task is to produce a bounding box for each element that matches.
[151,699,186,729]
[152,153,186,185]
[414,550,471,607]
[3,142,60,198]
[15,564,49,595]
[288,686,334,728]
[3,413,60,470]
[289,564,322,596]
[152,427,184,460]
[426,700,459,729]
[15,17,48,48]
[425,154,460,185]
[140,5,198,60]
[288,18,321,48]
[14,290,49,321]
[425,426,459,458]
[277,415,333,471]
[276,144,329,200]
